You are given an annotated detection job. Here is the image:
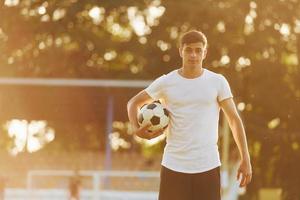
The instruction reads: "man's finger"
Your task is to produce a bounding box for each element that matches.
[149,129,164,139]
[246,174,252,185]
[239,174,247,187]
[136,124,151,139]
[141,124,151,130]
[237,170,242,181]
[239,176,245,187]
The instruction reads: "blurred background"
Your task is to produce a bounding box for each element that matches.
[0,0,299,199]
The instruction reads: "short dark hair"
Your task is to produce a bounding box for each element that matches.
[179,30,207,48]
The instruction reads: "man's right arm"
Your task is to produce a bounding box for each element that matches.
[127,90,153,129]
[127,90,165,139]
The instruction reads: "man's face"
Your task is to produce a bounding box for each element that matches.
[179,42,207,67]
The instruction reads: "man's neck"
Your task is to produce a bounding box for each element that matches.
[179,65,204,79]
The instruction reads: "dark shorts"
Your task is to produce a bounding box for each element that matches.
[158,166,221,200]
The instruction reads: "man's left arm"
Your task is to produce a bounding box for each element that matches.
[219,97,252,187]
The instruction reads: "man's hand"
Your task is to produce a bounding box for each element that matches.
[237,158,252,187]
[134,124,166,140]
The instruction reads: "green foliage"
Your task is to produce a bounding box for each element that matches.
[1,0,300,198]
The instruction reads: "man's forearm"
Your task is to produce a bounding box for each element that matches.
[228,116,250,160]
[127,100,139,130]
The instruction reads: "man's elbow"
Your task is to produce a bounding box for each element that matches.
[127,96,138,110]
[127,98,134,110]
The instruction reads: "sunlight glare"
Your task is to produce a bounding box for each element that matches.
[268,118,280,129]
[4,0,19,7]
[6,119,55,155]
[89,6,105,25]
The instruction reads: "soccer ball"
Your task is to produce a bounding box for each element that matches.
[138,100,169,132]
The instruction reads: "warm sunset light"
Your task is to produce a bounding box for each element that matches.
[1,0,299,199]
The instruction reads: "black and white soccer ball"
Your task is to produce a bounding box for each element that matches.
[138,101,169,132]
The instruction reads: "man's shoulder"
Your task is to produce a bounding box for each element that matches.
[204,68,231,90]
[165,69,178,77]
[205,68,223,81]
[156,69,177,81]
[204,68,224,79]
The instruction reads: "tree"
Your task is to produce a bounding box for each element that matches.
[1,0,300,198]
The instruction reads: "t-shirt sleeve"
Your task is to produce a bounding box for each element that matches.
[144,75,166,100]
[217,75,233,102]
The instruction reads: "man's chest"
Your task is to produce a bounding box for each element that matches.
[163,83,218,107]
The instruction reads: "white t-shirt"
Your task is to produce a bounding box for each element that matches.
[145,68,233,173]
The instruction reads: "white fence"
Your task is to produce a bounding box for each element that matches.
[3,168,242,200]
[5,189,158,200]
[7,170,159,200]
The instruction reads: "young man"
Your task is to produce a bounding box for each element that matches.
[127,30,252,200]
